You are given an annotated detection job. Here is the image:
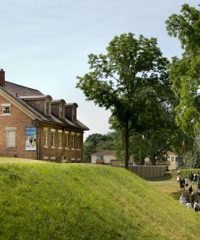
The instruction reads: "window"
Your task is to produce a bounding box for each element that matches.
[76,133,81,150]
[58,130,62,148]
[44,128,49,147]
[1,104,11,115]
[51,129,56,147]
[97,156,104,161]
[171,157,175,162]
[71,132,75,149]
[65,131,69,149]
[6,127,16,147]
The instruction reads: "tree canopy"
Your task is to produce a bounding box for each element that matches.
[77,33,171,168]
[166,4,200,136]
[166,4,200,53]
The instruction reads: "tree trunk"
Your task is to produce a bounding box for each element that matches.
[124,120,129,169]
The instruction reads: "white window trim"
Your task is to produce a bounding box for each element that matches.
[1,103,11,106]
[5,127,16,130]
[50,129,56,148]
[1,103,11,116]
[58,131,63,149]
[71,133,75,150]
[76,133,81,150]
[65,131,69,149]
[44,128,49,148]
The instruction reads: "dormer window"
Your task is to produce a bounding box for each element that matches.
[59,105,63,118]
[72,108,76,122]
[51,99,66,120]
[46,101,51,116]
[1,104,11,115]
[65,103,77,123]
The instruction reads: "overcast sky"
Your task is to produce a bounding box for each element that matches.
[0,0,199,139]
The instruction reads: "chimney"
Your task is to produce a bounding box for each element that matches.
[0,69,5,88]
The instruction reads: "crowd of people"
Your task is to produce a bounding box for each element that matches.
[177,171,200,212]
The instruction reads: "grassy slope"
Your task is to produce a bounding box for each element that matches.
[0,158,200,240]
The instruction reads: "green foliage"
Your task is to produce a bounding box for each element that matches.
[166,4,200,53]
[77,33,170,168]
[166,4,200,136]
[1,159,200,239]
[110,107,188,165]
[168,55,200,135]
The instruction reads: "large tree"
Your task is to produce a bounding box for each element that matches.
[77,33,170,168]
[166,4,200,136]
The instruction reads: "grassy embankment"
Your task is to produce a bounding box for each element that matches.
[0,157,200,240]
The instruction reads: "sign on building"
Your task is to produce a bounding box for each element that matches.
[25,128,36,150]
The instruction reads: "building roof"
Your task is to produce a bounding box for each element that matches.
[1,81,89,131]
[5,81,43,97]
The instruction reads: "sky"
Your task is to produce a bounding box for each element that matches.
[0,0,199,139]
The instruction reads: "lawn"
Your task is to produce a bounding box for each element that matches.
[147,172,181,199]
[148,169,200,200]
[1,158,200,240]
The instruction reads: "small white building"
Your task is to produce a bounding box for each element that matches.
[91,150,118,165]
[165,151,178,170]
[144,151,178,170]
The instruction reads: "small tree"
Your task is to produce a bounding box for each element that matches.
[77,33,169,168]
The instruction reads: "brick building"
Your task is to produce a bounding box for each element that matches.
[0,69,89,162]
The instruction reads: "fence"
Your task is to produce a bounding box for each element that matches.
[129,165,167,178]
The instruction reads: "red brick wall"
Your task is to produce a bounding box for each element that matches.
[0,95,37,159]
[0,94,84,162]
[39,126,83,162]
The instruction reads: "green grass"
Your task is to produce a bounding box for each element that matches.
[0,158,200,240]
[148,170,200,201]
[147,172,187,201]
